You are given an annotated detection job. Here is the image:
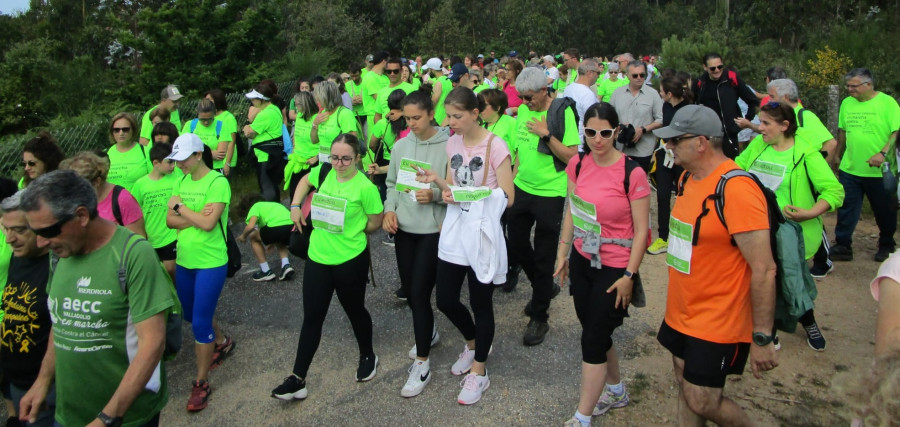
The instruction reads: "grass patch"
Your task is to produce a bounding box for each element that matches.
[630,372,651,399]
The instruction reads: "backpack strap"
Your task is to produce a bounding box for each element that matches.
[117,233,145,296]
[111,185,125,226]
[676,170,692,196]
[797,108,806,128]
[623,156,639,201]
[573,150,588,181]
[190,118,198,134]
[317,162,333,189]
[215,120,223,139]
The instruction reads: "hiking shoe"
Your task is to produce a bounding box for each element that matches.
[809,263,834,279]
[252,269,276,282]
[279,265,295,281]
[450,343,493,376]
[502,264,521,292]
[382,234,395,247]
[186,380,211,412]
[210,335,235,370]
[271,374,308,401]
[457,371,490,405]
[400,360,431,397]
[563,416,586,427]
[394,287,407,301]
[408,328,440,359]
[523,319,550,346]
[356,354,378,382]
[592,386,630,415]
[773,335,781,351]
[830,244,853,261]
[647,238,668,255]
[875,247,895,262]
[805,323,826,351]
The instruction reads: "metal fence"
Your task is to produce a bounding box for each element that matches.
[0,81,297,178]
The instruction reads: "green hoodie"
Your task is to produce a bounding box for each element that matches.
[384,127,450,234]
[736,134,845,259]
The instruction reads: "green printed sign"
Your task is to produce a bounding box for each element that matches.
[396,158,432,193]
[311,193,348,233]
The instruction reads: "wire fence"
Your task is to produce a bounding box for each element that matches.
[0,81,297,178]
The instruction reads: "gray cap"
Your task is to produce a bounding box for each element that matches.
[653,105,724,139]
[161,85,183,101]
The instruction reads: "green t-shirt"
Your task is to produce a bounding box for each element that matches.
[411,79,422,91]
[250,104,284,163]
[181,120,230,170]
[131,173,178,249]
[139,106,181,142]
[173,172,231,269]
[107,143,153,192]
[346,80,364,116]
[748,143,795,208]
[485,114,518,163]
[839,92,900,177]
[371,118,399,161]
[317,107,359,160]
[293,116,318,160]
[361,71,389,117]
[473,84,489,94]
[247,201,293,228]
[48,227,174,427]
[214,111,239,167]
[794,106,833,152]
[434,75,452,125]
[513,105,580,197]
[597,78,628,103]
[376,83,414,117]
[307,166,383,265]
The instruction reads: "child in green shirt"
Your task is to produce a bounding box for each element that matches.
[131,142,179,280]
[235,194,295,281]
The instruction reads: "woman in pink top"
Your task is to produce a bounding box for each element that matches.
[502,59,524,117]
[554,103,650,426]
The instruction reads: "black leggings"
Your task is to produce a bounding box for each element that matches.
[292,250,374,378]
[435,260,495,363]
[569,253,628,364]
[395,230,440,358]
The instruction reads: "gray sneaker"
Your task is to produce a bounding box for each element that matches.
[593,386,630,415]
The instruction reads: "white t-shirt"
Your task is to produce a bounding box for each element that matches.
[562,82,600,138]
[545,67,560,84]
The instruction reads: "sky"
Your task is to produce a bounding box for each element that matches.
[1,0,30,15]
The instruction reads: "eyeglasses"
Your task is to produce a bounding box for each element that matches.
[631,73,647,79]
[29,214,74,239]
[665,135,699,145]
[584,127,615,139]
[112,127,131,133]
[198,117,214,124]
[22,160,37,167]
[342,77,351,81]
[609,71,617,75]
[845,81,870,89]
[519,93,534,102]
[709,65,724,71]
[329,155,354,165]
[385,69,401,75]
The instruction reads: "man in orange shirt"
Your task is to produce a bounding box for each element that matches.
[653,105,778,425]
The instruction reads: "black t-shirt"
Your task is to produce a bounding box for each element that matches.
[662,100,689,127]
[1,253,51,389]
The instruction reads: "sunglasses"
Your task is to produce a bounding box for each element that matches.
[631,73,647,79]
[112,127,131,133]
[709,65,724,71]
[22,160,37,167]
[584,127,615,139]
[385,69,401,75]
[330,155,354,165]
[29,214,74,239]
[665,134,699,145]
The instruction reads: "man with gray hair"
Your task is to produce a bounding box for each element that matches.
[609,60,664,172]
[17,170,174,427]
[507,67,581,346]
[831,68,900,262]
[562,58,601,138]
[0,190,55,427]
[139,85,183,145]
[542,55,559,86]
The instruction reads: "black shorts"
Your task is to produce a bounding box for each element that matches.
[259,224,292,246]
[657,321,750,388]
[154,240,177,261]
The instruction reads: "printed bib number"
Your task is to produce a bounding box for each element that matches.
[666,217,693,274]
[310,193,347,233]
[318,145,331,165]
[449,186,491,202]
[749,160,786,192]
[396,158,432,193]
[570,194,601,254]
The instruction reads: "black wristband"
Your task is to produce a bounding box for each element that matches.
[97,412,123,427]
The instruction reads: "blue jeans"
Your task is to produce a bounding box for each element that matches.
[834,171,897,249]
[12,383,55,427]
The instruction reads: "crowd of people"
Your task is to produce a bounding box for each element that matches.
[0,47,897,426]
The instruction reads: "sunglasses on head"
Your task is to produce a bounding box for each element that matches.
[584,127,615,139]
[385,69,401,75]
[112,127,131,133]
[29,214,74,239]
[709,65,724,71]
[22,160,37,167]
[631,73,647,79]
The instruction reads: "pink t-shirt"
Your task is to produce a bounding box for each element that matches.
[98,186,144,226]
[871,251,900,301]
[503,81,523,113]
[446,132,510,189]
[565,154,650,268]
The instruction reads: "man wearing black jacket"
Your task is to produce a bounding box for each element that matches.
[692,53,759,159]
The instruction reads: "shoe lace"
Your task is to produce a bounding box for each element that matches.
[459,373,478,390]
[805,324,823,340]
[457,345,471,361]
[404,364,424,387]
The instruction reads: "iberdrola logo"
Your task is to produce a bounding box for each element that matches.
[77,277,91,288]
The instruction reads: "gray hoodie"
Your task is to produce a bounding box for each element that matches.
[384,127,450,234]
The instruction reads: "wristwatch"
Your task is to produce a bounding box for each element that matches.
[623,270,634,279]
[97,411,123,427]
[173,203,182,214]
[640,126,647,134]
[752,332,775,346]
[879,151,888,157]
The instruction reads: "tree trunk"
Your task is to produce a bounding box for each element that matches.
[827,85,840,136]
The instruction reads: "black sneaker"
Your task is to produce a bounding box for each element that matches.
[356,354,378,382]
[394,287,407,301]
[502,265,521,293]
[550,282,561,299]
[805,323,826,351]
[252,269,276,282]
[523,319,549,346]
[875,247,895,262]
[382,234,395,247]
[809,263,834,279]
[280,265,295,281]
[830,244,853,261]
[271,374,308,401]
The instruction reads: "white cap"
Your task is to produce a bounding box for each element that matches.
[245,89,269,101]
[422,58,443,71]
[166,134,205,161]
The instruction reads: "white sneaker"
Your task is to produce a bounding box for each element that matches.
[400,360,431,398]
[450,343,493,375]
[408,328,441,359]
[457,371,490,405]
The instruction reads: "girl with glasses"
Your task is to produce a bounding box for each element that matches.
[106,112,152,192]
[20,132,65,189]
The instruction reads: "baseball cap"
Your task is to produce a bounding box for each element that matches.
[477,54,484,59]
[245,89,269,101]
[422,57,443,71]
[166,134,205,161]
[365,54,374,63]
[653,105,724,139]
[161,85,184,101]
[509,50,518,57]
[448,63,469,83]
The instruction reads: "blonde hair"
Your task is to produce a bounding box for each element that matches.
[59,151,109,184]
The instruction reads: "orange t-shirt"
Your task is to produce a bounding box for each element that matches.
[664,160,769,344]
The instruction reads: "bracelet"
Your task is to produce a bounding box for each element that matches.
[290,204,301,209]
[559,239,570,245]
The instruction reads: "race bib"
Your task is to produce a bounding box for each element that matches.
[396,158,432,193]
[318,145,332,165]
[449,186,491,202]
[310,193,347,233]
[570,194,601,254]
[749,160,786,192]
[666,217,693,274]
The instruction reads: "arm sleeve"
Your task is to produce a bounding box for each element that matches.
[806,154,845,211]
[723,178,770,235]
[627,166,651,200]
[871,252,900,301]
[118,190,145,226]
[126,239,176,323]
